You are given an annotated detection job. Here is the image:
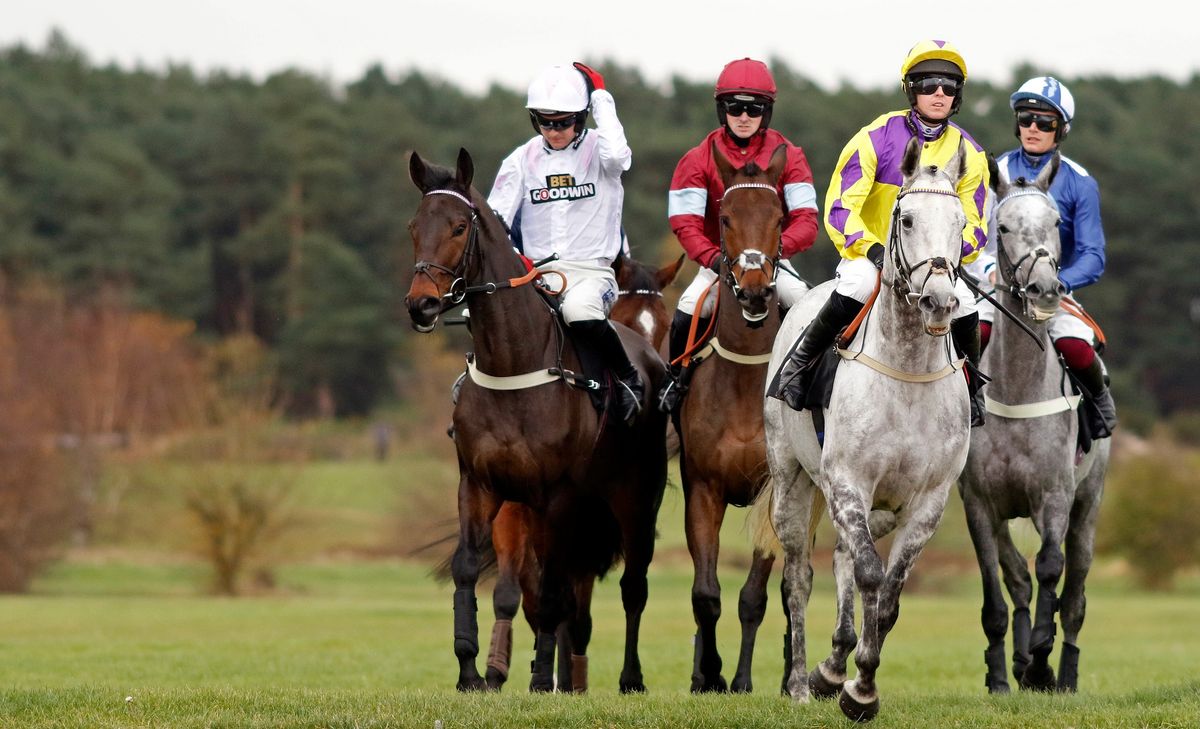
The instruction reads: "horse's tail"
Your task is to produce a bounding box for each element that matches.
[422,528,500,584]
[747,474,781,557]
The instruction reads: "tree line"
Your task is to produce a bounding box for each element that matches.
[2,32,1197,422]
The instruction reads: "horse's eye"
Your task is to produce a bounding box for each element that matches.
[901,214,914,229]
[720,215,731,228]
[453,223,467,237]
[1054,218,1062,227]
[998,224,1010,235]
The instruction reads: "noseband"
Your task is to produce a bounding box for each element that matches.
[888,186,961,304]
[993,188,1062,320]
[718,182,783,312]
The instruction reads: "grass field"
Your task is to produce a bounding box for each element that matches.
[3,441,1197,727]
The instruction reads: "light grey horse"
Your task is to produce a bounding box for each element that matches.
[959,154,1111,694]
[755,138,972,722]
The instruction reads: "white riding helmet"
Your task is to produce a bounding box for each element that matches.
[526,65,589,114]
[1010,76,1075,139]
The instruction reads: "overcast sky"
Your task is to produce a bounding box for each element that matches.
[5,1,1196,96]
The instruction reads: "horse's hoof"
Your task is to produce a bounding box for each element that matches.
[456,676,487,692]
[689,675,728,693]
[838,684,880,723]
[619,680,646,694]
[1018,661,1055,692]
[986,680,1011,695]
[730,675,752,693]
[484,668,507,692]
[808,666,843,700]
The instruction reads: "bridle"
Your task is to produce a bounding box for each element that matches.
[992,187,1062,321]
[887,186,962,304]
[411,188,544,316]
[718,182,783,317]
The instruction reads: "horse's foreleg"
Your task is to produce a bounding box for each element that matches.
[530,505,573,693]
[771,468,817,702]
[730,549,775,693]
[996,525,1032,684]
[1057,471,1104,693]
[452,478,502,692]
[963,491,1014,694]
[1022,500,1070,692]
[561,578,594,693]
[685,481,729,692]
[877,490,949,672]
[485,504,526,690]
[809,533,856,700]
[826,482,884,722]
[616,493,658,694]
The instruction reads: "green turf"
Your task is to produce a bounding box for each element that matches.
[4,558,1198,727]
[11,447,1196,726]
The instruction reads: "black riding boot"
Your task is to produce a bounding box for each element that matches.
[575,319,643,426]
[951,313,986,428]
[658,311,693,413]
[1072,355,1117,439]
[767,291,863,411]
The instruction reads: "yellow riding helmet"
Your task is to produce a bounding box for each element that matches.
[899,39,968,86]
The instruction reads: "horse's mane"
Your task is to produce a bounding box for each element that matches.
[739,160,765,178]
[616,255,659,293]
[420,159,511,244]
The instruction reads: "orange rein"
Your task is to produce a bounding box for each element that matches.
[1059,295,1107,349]
[674,283,719,367]
[836,269,883,349]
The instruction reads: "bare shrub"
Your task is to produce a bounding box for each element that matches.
[184,464,296,596]
[1099,434,1200,589]
[0,282,212,589]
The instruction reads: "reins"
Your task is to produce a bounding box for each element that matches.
[416,187,605,395]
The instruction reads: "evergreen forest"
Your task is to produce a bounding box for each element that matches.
[2,32,1197,424]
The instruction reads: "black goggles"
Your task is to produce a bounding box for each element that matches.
[909,76,962,97]
[533,112,580,130]
[722,99,769,118]
[1016,110,1059,133]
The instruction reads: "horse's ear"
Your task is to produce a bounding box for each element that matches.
[766,143,788,185]
[1036,152,1061,192]
[987,153,1000,193]
[900,137,922,180]
[611,252,626,279]
[456,147,474,190]
[946,139,967,184]
[658,253,686,290]
[409,150,431,193]
[711,140,737,186]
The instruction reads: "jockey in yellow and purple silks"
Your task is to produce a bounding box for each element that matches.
[769,39,991,426]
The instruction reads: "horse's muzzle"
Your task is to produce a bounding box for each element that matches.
[405,295,442,332]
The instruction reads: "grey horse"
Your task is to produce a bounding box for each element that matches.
[959,154,1111,694]
[755,138,972,722]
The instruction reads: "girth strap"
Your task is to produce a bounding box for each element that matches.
[466,356,560,390]
[836,348,965,383]
[984,393,1081,419]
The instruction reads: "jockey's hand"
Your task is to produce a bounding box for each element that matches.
[573,62,605,94]
[866,243,885,270]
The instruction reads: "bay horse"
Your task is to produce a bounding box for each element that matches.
[959,154,1111,693]
[756,138,972,721]
[405,148,668,693]
[480,251,682,692]
[678,141,789,693]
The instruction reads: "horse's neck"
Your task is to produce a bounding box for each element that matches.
[986,291,1060,399]
[860,291,949,369]
[468,229,558,375]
